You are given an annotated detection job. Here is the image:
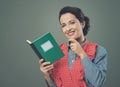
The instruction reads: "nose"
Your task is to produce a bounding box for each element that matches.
[66,24,71,31]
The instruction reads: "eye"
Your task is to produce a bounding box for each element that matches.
[70,21,75,24]
[61,24,66,28]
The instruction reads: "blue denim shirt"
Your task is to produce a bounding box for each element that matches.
[49,43,107,87]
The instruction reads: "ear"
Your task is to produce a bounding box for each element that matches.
[81,21,85,29]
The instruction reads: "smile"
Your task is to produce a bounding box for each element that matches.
[67,31,75,36]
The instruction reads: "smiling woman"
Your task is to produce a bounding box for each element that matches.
[60,13,85,44]
[39,6,107,87]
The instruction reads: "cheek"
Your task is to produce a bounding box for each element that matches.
[62,29,66,34]
[75,27,82,36]
[77,25,83,32]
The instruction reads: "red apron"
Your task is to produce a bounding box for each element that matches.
[52,41,97,87]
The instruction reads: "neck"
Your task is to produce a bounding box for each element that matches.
[76,36,85,44]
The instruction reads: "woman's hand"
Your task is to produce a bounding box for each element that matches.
[68,38,87,59]
[39,59,53,78]
[39,59,53,87]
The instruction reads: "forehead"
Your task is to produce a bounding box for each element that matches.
[60,13,77,23]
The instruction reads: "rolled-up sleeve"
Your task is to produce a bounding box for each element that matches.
[82,45,107,87]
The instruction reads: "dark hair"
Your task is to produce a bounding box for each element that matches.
[59,6,90,36]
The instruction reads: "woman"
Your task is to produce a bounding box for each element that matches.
[39,6,107,87]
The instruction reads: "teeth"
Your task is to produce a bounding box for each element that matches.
[68,31,74,36]
[69,32,73,35]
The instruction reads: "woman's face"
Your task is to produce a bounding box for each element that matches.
[60,13,85,41]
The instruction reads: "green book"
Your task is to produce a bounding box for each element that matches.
[26,32,64,64]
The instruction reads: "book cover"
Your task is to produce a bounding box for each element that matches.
[26,32,64,64]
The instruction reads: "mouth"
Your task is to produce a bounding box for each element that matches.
[66,30,75,36]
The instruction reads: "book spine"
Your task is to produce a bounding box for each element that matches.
[30,43,43,59]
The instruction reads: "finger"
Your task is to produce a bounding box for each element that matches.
[70,42,74,46]
[39,59,44,65]
[68,38,77,43]
[47,66,53,71]
[43,68,52,73]
[41,61,51,67]
[44,64,53,70]
[41,64,53,72]
[70,45,74,49]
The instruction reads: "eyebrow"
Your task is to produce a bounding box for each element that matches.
[61,19,76,24]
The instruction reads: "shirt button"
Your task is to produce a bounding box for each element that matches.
[72,60,74,63]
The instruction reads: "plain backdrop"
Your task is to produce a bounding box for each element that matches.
[0,0,120,87]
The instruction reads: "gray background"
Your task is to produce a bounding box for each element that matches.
[0,0,120,87]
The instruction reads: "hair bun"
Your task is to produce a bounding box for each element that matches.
[83,16,90,36]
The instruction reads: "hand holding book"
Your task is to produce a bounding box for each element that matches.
[26,32,64,64]
[39,59,53,87]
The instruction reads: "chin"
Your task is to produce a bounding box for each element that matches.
[67,36,77,39]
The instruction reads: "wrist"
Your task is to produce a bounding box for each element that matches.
[44,75,52,87]
[78,50,87,59]
[44,74,50,80]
